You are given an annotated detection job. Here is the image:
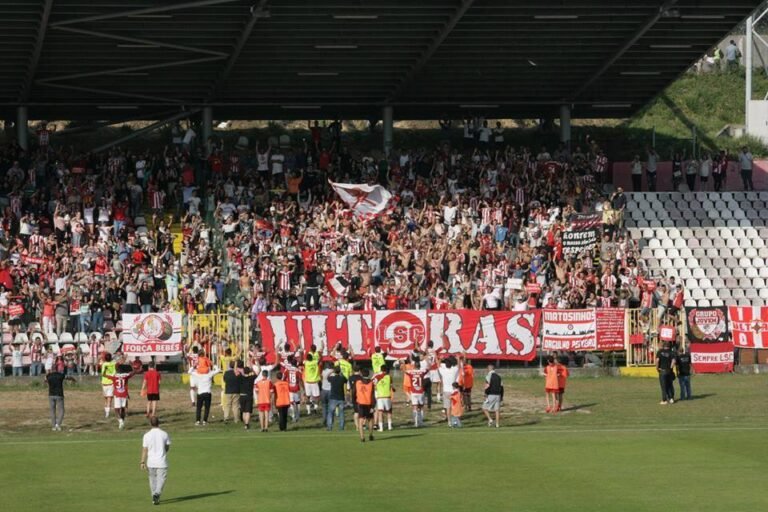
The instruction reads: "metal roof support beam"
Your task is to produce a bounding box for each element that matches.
[19,0,53,103]
[571,0,679,100]
[208,0,269,100]
[53,26,228,58]
[36,56,224,84]
[51,0,240,27]
[91,109,201,153]
[17,106,28,151]
[36,82,184,104]
[383,105,393,156]
[385,0,476,103]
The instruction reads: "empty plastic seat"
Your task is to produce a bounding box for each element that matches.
[733,268,746,278]
[719,288,732,299]
[679,268,692,279]
[686,278,699,290]
[692,268,705,279]
[746,267,759,279]
[680,248,693,258]
[705,288,718,300]
[711,298,724,306]
[648,239,661,249]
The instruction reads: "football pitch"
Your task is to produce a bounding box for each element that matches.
[1,373,766,512]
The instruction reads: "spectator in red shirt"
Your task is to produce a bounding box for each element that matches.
[141,362,162,417]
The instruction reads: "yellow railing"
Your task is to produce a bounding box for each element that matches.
[625,308,685,366]
[186,313,251,367]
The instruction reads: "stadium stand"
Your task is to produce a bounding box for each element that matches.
[628,191,768,308]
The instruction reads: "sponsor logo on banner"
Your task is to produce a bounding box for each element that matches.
[122,313,183,356]
[375,310,427,357]
[542,309,596,351]
[690,342,734,373]
[258,310,542,361]
[728,306,768,349]
[686,307,728,343]
[595,308,625,351]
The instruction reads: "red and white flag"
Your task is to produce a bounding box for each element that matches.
[690,342,734,373]
[329,181,395,219]
[326,275,349,298]
[728,306,768,349]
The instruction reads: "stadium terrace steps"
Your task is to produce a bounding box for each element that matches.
[626,192,768,308]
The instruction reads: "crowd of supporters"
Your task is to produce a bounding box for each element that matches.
[0,118,686,373]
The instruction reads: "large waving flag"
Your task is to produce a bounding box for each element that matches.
[329,181,395,219]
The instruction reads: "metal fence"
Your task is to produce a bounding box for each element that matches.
[625,308,686,366]
[186,313,251,367]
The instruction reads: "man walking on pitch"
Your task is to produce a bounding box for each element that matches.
[140,416,171,506]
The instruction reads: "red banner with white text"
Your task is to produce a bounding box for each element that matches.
[596,308,626,351]
[258,309,542,362]
[690,342,734,373]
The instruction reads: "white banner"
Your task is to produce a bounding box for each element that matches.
[542,309,596,351]
[122,313,183,356]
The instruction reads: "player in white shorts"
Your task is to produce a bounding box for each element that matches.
[403,356,428,428]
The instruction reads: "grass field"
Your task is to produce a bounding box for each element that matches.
[1,373,767,511]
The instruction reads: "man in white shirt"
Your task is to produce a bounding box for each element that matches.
[189,366,221,425]
[438,358,460,423]
[739,146,754,191]
[141,416,171,506]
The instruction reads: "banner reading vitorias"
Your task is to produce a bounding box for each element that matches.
[562,212,602,254]
[685,307,729,343]
[258,310,541,362]
[122,313,183,356]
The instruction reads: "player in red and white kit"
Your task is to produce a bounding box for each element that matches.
[279,356,303,422]
[403,355,429,428]
[102,370,136,430]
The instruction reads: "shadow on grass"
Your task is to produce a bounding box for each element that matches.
[162,490,235,504]
[561,402,598,412]
[689,393,716,401]
[374,433,425,441]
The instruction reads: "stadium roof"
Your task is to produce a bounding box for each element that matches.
[0,0,760,121]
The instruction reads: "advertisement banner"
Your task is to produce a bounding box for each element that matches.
[690,342,734,373]
[685,307,729,343]
[542,309,596,351]
[122,313,183,356]
[728,306,768,349]
[596,308,625,351]
[258,310,541,361]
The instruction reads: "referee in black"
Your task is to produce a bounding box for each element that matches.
[656,342,676,405]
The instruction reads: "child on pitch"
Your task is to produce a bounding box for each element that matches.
[449,382,463,428]
[544,356,559,413]
[556,356,569,412]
